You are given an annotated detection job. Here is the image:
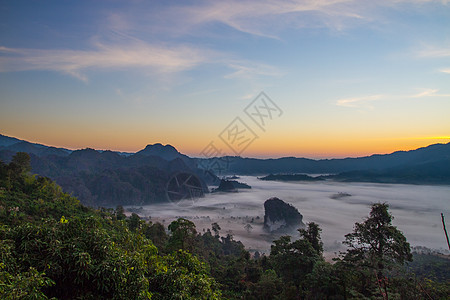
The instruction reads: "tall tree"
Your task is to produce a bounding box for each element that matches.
[343,203,412,273]
[298,222,323,256]
[167,218,197,252]
[11,152,31,174]
[211,222,221,238]
[342,203,412,297]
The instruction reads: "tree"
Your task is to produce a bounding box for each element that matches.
[115,205,126,220]
[211,222,221,237]
[147,250,222,299]
[343,203,412,271]
[298,222,323,256]
[2,152,32,191]
[11,152,31,174]
[167,218,197,252]
[342,203,412,297]
[270,235,320,288]
[128,213,142,232]
[143,222,168,251]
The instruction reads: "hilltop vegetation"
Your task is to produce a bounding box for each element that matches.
[1,153,448,299]
[0,137,214,207]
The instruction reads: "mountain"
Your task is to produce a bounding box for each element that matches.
[197,142,450,175]
[0,134,212,207]
[136,143,185,160]
[1,133,449,205]
[0,134,71,157]
[259,174,324,182]
[27,149,211,207]
[328,158,450,184]
[0,134,23,147]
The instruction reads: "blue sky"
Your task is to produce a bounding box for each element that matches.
[1,0,449,158]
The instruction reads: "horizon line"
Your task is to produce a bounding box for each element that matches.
[1,133,449,161]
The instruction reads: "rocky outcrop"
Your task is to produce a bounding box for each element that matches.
[212,179,251,193]
[263,197,305,233]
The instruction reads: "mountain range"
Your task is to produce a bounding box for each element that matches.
[198,142,450,175]
[0,134,212,207]
[1,133,449,207]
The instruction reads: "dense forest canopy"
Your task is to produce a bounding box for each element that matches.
[0,153,448,299]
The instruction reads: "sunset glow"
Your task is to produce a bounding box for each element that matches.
[1,1,449,158]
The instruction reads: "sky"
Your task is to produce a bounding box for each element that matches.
[1,0,449,158]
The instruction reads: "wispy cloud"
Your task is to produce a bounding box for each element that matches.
[336,88,450,108]
[224,61,284,79]
[169,0,449,38]
[336,95,383,107]
[0,42,213,82]
[0,42,285,83]
[439,68,450,74]
[411,88,450,98]
[1,0,448,82]
[415,45,450,58]
[171,0,367,38]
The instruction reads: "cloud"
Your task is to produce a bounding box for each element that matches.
[415,45,450,58]
[411,88,450,98]
[0,41,284,83]
[0,42,215,81]
[224,61,284,79]
[1,0,448,81]
[411,88,438,98]
[100,0,443,43]
[172,0,367,38]
[167,0,449,38]
[336,88,450,108]
[336,94,383,107]
[440,68,450,74]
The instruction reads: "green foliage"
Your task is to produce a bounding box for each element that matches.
[304,261,343,299]
[167,218,197,252]
[337,203,415,299]
[11,152,32,174]
[0,154,221,299]
[143,222,168,251]
[298,222,323,256]
[407,252,450,282]
[211,222,221,237]
[243,269,282,300]
[342,203,412,274]
[148,250,221,299]
[1,153,445,299]
[0,237,55,300]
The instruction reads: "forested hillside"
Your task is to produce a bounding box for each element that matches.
[1,153,448,299]
[0,139,213,207]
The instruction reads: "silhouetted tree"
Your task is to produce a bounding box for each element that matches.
[342,203,412,297]
[211,222,221,237]
[298,222,323,256]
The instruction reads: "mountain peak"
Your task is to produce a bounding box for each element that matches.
[143,143,176,150]
[136,143,183,161]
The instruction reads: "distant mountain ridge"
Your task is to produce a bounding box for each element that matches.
[197,142,450,175]
[0,134,212,207]
[0,134,72,157]
[1,133,450,200]
[328,158,450,184]
[3,133,449,170]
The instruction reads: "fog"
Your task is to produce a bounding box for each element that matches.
[129,176,450,256]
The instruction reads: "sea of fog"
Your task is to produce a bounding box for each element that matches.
[128,176,450,256]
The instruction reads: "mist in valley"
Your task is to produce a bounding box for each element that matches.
[130,176,450,256]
